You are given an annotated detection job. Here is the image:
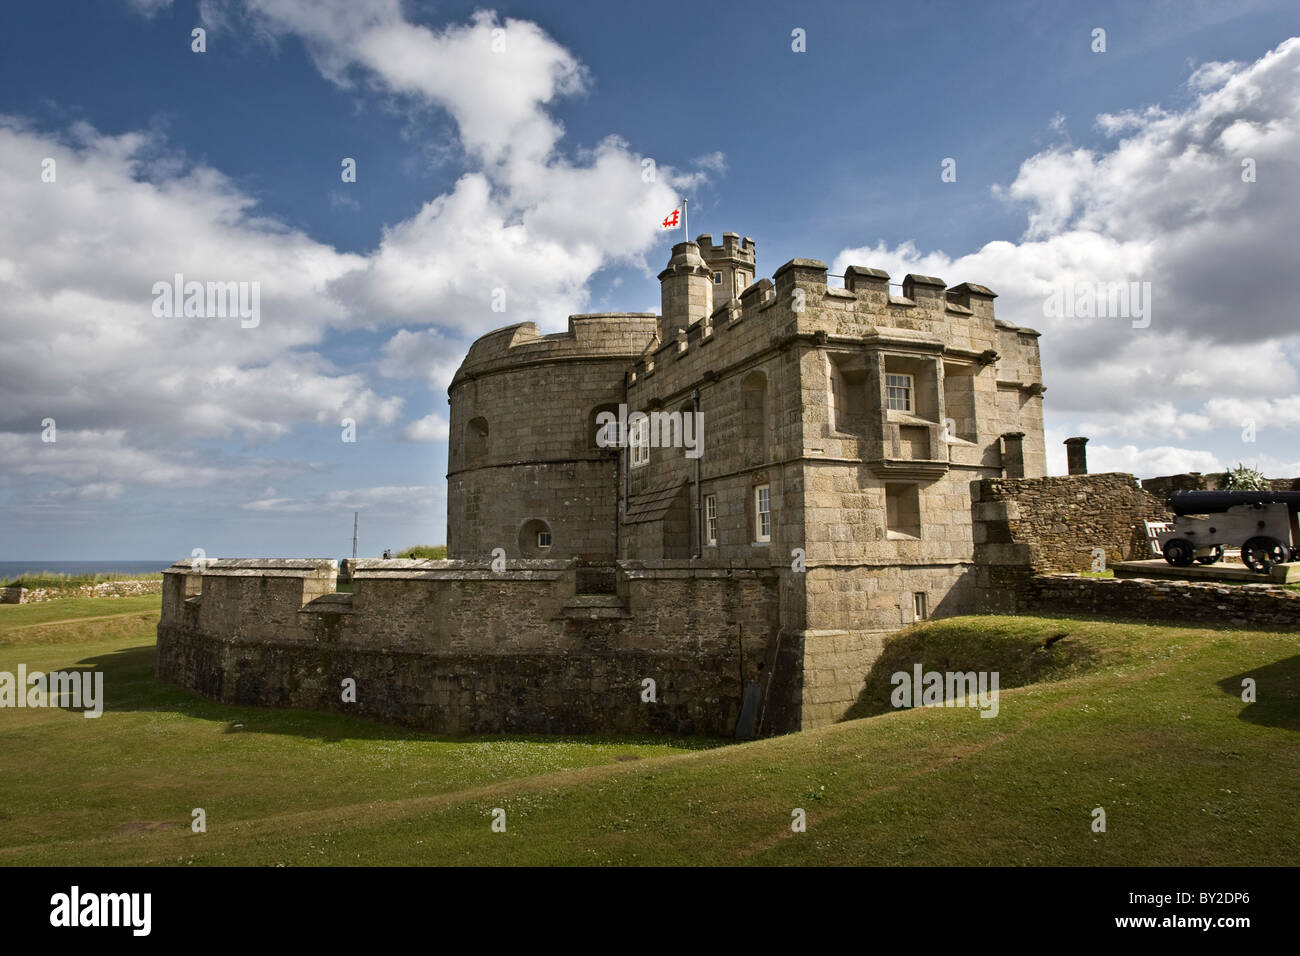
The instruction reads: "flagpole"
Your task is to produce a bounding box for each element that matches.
[683,198,688,241]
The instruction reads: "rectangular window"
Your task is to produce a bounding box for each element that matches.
[630,417,649,467]
[735,272,748,296]
[755,484,771,543]
[885,373,913,412]
[705,494,718,546]
[714,271,723,284]
[537,531,552,549]
[913,592,928,621]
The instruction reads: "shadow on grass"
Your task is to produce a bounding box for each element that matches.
[1218,655,1300,732]
[843,617,1102,721]
[66,642,730,751]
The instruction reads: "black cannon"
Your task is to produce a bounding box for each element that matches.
[1158,490,1300,573]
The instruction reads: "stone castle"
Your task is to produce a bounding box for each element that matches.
[443,232,1046,726]
[159,232,1197,737]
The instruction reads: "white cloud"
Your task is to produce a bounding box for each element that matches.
[833,37,1300,466]
[401,413,450,443]
[2,5,716,513]
[225,4,693,333]
[243,485,442,516]
[0,429,309,495]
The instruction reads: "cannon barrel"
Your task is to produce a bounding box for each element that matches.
[1166,489,1300,515]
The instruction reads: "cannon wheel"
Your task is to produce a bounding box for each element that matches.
[1195,544,1224,565]
[1241,536,1288,573]
[1163,539,1195,567]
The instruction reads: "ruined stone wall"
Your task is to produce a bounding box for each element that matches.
[1,579,163,604]
[973,473,1169,573]
[156,559,787,737]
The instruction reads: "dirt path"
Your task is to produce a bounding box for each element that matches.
[2,610,157,632]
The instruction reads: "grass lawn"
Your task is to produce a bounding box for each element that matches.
[0,596,1296,866]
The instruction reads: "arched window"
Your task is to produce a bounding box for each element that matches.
[464,417,489,467]
[741,371,768,467]
[589,403,621,452]
[518,518,553,557]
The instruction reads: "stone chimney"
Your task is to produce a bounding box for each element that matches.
[1065,436,1089,475]
[658,241,714,336]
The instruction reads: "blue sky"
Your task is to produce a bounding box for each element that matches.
[1,0,1298,559]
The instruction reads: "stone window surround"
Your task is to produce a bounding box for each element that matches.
[754,483,772,543]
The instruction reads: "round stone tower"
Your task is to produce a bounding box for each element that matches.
[445,313,658,561]
[658,241,714,335]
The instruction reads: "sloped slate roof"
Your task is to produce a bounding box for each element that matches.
[624,479,687,525]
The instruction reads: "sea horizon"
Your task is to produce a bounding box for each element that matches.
[0,560,175,578]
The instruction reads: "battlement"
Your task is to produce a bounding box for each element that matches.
[696,231,755,264]
[630,255,1037,386]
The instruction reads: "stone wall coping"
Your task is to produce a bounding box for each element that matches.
[355,569,569,582]
[166,558,337,575]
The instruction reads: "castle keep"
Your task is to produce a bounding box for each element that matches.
[158,232,1082,737]
[444,233,1046,726]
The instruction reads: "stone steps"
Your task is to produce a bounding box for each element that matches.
[561,594,631,619]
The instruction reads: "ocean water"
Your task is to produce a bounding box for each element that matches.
[0,560,171,579]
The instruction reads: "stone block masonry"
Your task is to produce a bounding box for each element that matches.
[156,558,787,737]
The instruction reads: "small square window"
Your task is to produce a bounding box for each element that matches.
[537,531,552,549]
[754,484,771,543]
[705,494,718,546]
[885,373,914,412]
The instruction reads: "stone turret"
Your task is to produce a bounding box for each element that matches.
[658,241,714,336]
[697,232,756,304]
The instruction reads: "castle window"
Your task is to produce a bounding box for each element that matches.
[942,363,978,443]
[705,494,718,546]
[464,417,489,467]
[741,371,769,467]
[735,272,748,296]
[714,271,723,284]
[630,416,649,467]
[589,403,621,451]
[518,519,553,557]
[754,484,771,543]
[913,592,928,621]
[885,374,914,412]
[886,484,921,539]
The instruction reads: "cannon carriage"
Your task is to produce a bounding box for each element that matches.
[1158,490,1300,573]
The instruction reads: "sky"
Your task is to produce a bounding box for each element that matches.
[1,0,1298,559]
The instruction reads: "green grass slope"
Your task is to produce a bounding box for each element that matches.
[0,597,1295,866]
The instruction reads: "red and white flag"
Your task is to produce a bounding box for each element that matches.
[660,207,681,230]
